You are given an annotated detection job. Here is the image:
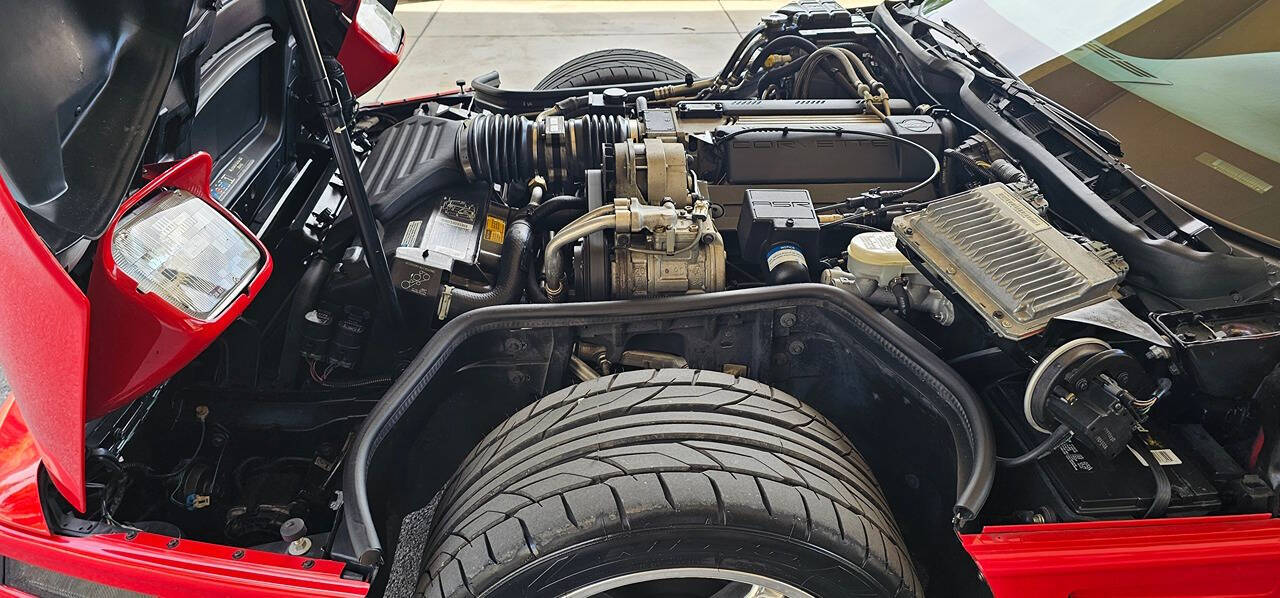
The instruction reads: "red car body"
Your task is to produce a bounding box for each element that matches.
[0,2,1278,597]
[0,183,367,597]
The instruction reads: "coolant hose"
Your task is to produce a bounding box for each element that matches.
[440,218,533,318]
[525,196,588,303]
[757,59,809,94]
[528,195,587,228]
[542,214,615,301]
[279,256,331,386]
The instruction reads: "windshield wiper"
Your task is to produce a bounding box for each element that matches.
[902,9,1124,157]
[939,20,1019,80]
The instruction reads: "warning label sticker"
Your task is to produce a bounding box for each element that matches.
[483,215,507,244]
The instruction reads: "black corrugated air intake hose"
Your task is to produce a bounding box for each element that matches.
[456,113,638,188]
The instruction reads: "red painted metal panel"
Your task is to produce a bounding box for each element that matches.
[86,153,273,419]
[963,514,1280,597]
[0,176,91,513]
[0,525,370,597]
[336,1,404,97]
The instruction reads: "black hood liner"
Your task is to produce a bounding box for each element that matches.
[0,0,194,253]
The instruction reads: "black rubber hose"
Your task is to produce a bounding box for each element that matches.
[527,195,586,228]
[442,219,533,318]
[525,196,587,304]
[756,58,809,94]
[832,42,875,56]
[997,424,1071,467]
[935,115,960,194]
[526,245,551,304]
[278,256,331,387]
[716,24,767,80]
[728,35,768,82]
[748,35,819,72]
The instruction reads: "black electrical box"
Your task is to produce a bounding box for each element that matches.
[1153,300,1280,398]
[737,188,821,263]
[1035,430,1220,519]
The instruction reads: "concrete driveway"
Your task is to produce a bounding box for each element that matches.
[363,0,876,102]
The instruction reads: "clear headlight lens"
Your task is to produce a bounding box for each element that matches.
[355,0,403,54]
[111,188,262,320]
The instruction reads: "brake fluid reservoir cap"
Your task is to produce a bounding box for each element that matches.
[847,232,911,267]
[846,232,916,284]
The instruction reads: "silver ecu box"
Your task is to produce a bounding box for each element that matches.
[893,183,1124,339]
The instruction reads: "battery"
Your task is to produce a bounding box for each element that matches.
[989,383,1220,520]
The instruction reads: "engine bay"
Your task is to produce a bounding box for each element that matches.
[62,1,1280,591]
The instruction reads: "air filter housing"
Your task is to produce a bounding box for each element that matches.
[893,183,1124,339]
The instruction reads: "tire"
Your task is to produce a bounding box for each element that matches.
[416,369,921,598]
[534,48,694,90]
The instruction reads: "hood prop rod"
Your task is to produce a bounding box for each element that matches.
[284,0,404,331]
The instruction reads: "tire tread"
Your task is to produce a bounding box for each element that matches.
[534,48,694,90]
[416,370,920,597]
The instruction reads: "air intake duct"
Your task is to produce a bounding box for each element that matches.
[457,114,638,187]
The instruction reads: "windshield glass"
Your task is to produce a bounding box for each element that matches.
[921,0,1280,245]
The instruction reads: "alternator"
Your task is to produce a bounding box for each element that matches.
[613,139,691,207]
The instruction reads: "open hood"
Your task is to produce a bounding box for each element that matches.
[0,177,91,512]
[0,0,193,254]
[0,0,196,512]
